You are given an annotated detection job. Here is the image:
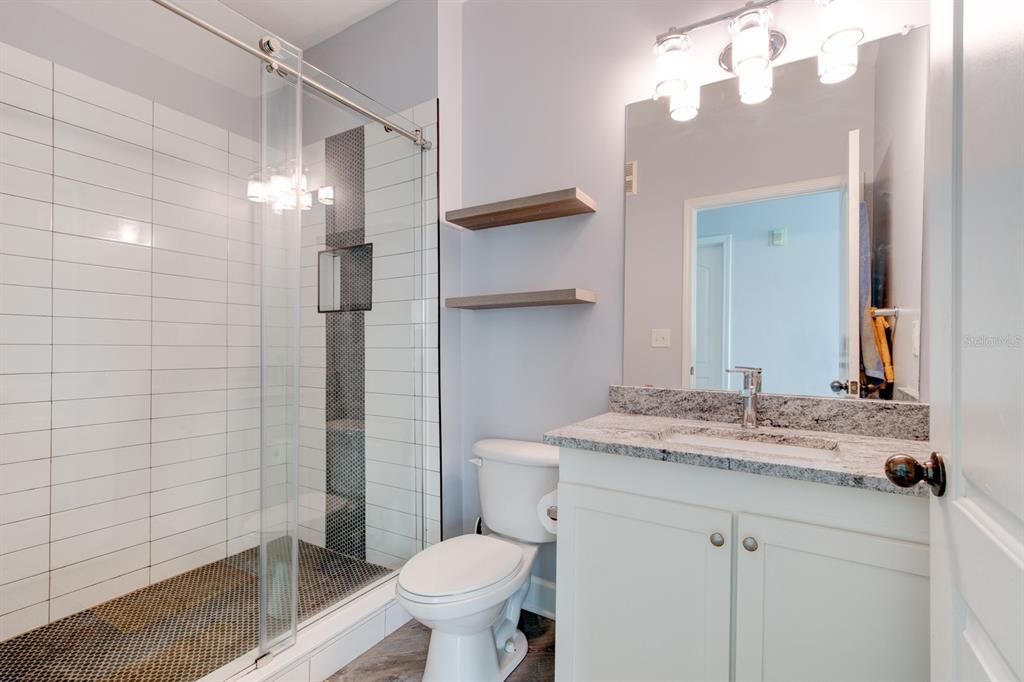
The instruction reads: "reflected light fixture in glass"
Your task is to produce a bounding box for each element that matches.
[739,63,773,104]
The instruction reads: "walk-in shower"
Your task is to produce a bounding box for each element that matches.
[0,1,438,679]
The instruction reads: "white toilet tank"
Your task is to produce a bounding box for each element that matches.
[473,439,559,544]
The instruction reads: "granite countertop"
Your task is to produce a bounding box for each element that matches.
[544,412,932,497]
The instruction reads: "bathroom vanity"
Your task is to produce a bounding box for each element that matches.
[545,388,931,682]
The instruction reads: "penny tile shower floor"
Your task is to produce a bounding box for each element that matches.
[0,542,391,682]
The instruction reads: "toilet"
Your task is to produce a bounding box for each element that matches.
[396,439,559,682]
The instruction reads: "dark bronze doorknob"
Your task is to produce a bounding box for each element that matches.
[884,452,946,497]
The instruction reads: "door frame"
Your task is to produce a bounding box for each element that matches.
[681,176,847,388]
[694,234,733,389]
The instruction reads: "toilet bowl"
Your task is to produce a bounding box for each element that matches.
[396,439,559,682]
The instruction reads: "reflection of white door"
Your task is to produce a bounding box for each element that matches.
[694,236,731,389]
[929,3,1024,681]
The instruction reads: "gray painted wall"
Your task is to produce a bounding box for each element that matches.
[305,0,438,116]
[458,0,739,582]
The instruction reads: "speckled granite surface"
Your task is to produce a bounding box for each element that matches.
[544,412,932,497]
[609,386,929,441]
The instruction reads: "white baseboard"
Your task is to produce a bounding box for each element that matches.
[522,576,556,621]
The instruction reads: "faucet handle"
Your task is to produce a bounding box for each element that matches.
[727,366,762,387]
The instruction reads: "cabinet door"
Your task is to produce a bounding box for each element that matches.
[555,483,732,682]
[734,513,929,682]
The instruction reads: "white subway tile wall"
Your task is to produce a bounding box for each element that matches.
[0,41,263,641]
[361,100,440,569]
[0,40,441,643]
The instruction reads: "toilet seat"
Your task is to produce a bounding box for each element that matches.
[398,534,524,604]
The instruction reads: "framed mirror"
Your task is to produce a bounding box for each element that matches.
[624,26,929,401]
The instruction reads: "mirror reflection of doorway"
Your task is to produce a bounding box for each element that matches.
[694,236,731,389]
[690,186,844,396]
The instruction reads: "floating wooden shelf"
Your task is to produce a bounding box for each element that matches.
[446,288,598,310]
[445,188,597,230]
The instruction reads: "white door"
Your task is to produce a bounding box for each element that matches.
[928,2,1024,680]
[554,483,732,682]
[694,236,730,389]
[734,513,930,682]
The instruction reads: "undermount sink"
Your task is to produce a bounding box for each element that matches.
[657,423,841,458]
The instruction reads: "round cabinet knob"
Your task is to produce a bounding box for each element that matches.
[884,452,947,497]
[742,537,759,552]
[709,532,725,547]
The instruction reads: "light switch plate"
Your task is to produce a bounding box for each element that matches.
[651,328,671,348]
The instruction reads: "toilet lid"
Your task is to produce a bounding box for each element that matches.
[398,534,523,598]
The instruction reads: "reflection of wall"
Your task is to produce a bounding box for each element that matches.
[624,55,876,389]
[698,192,843,397]
[872,28,928,401]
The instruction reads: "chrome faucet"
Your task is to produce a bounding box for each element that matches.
[726,366,762,429]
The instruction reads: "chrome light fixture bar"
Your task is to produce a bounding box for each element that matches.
[149,0,432,149]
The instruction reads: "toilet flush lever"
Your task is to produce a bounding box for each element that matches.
[546,506,558,521]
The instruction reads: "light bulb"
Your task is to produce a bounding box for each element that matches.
[669,84,700,121]
[730,9,771,78]
[820,0,865,53]
[269,174,290,198]
[246,178,266,203]
[317,186,335,205]
[818,43,858,84]
[654,34,692,99]
[739,63,773,104]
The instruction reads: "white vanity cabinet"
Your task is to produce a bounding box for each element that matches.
[554,448,930,682]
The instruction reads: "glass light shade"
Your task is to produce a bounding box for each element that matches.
[739,63,773,104]
[730,10,771,77]
[246,178,266,203]
[820,0,865,53]
[298,172,309,193]
[669,85,700,122]
[818,43,858,84]
[317,185,335,205]
[301,192,313,211]
[654,34,691,99]
[269,174,290,196]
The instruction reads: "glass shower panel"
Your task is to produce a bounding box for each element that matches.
[294,63,428,624]
[0,1,302,678]
[257,39,304,655]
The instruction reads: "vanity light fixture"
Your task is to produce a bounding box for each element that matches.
[739,63,774,104]
[654,33,692,100]
[729,9,772,77]
[654,0,786,121]
[246,175,267,203]
[819,0,865,54]
[818,42,858,84]
[670,86,700,122]
[817,0,864,84]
